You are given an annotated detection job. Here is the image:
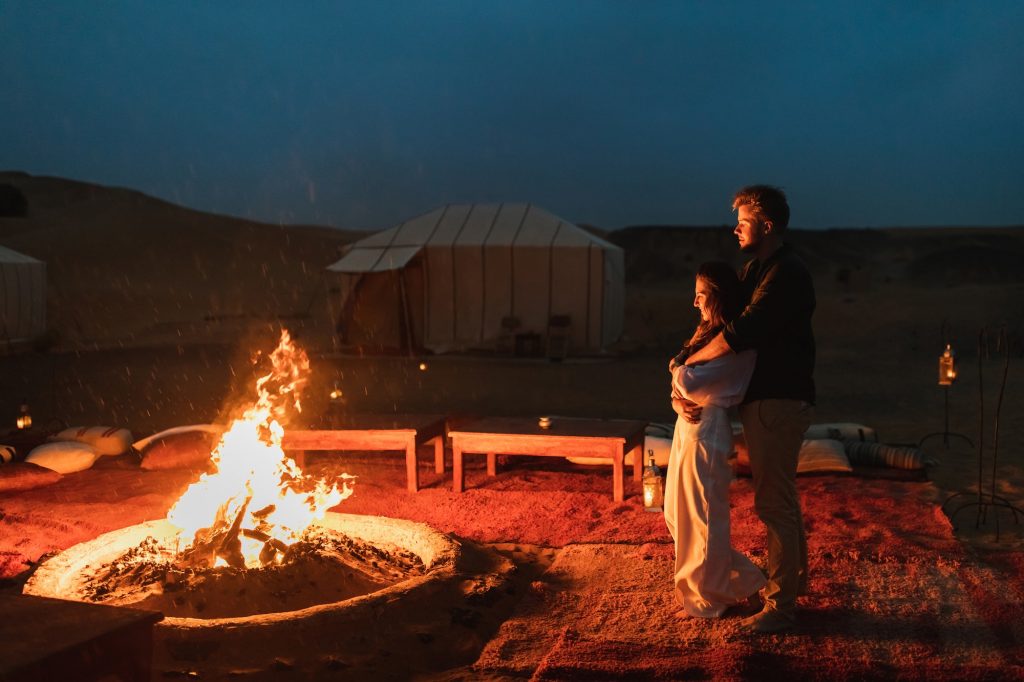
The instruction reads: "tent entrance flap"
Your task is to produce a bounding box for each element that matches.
[334,263,424,353]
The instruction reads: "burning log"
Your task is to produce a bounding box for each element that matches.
[242,528,290,566]
[217,498,251,568]
[178,498,251,569]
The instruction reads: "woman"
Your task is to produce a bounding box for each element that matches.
[664,261,766,618]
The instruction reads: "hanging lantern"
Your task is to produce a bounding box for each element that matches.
[938,344,957,386]
[418,361,428,372]
[328,384,344,401]
[642,450,664,512]
[16,403,32,430]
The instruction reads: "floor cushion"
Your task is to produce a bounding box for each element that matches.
[49,426,134,456]
[805,422,878,442]
[26,441,99,474]
[842,440,925,470]
[733,437,853,476]
[139,429,219,471]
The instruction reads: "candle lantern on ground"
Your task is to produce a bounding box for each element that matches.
[16,403,31,430]
[642,450,664,512]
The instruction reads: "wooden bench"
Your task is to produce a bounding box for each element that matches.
[282,413,447,493]
[448,416,647,502]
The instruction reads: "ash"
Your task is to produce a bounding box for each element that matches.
[80,528,424,619]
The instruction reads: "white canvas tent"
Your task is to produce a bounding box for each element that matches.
[0,245,46,346]
[326,204,624,354]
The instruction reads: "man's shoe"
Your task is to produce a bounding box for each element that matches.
[725,593,763,618]
[738,607,795,634]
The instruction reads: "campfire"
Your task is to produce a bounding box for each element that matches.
[18,330,515,675]
[26,330,439,619]
[165,329,353,569]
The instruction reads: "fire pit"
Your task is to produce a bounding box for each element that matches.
[23,512,459,623]
[22,332,518,677]
[22,513,518,678]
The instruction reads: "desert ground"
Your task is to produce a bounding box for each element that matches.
[2,172,1023,679]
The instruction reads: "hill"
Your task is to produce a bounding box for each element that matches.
[0,172,368,348]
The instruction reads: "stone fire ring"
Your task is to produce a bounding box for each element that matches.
[25,512,460,628]
[23,513,514,675]
[27,512,524,675]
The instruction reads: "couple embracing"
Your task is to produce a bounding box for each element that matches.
[664,185,815,634]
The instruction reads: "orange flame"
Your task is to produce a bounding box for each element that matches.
[166,329,353,567]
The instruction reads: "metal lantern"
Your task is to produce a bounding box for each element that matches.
[642,449,664,512]
[328,384,344,401]
[938,344,957,386]
[16,403,31,430]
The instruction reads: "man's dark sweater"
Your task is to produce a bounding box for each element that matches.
[723,243,816,405]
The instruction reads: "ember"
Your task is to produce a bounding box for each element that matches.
[166,329,353,568]
[78,528,424,619]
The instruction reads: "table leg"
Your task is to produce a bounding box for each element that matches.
[406,438,419,493]
[632,444,642,482]
[613,444,624,502]
[487,452,497,476]
[453,443,464,493]
[433,436,445,474]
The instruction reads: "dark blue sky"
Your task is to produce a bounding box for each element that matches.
[2,2,1022,230]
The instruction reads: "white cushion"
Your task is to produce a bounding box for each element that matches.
[735,437,852,475]
[132,424,226,452]
[50,426,133,456]
[796,439,853,474]
[805,422,877,443]
[26,442,99,474]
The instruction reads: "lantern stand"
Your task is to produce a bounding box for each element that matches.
[918,343,973,449]
[941,326,1023,541]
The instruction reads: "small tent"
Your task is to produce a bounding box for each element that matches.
[0,245,46,346]
[326,204,624,354]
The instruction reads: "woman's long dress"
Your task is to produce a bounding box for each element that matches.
[664,350,767,617]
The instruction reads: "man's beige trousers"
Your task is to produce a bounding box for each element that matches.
[739,399,814,616]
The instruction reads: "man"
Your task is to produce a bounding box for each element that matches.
[674,185,815,633]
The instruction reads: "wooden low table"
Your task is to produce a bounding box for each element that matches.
[282,414,447,493]
[0,593,163,682]
[449,417,647,502]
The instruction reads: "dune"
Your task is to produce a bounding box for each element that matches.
[0,171,368,348]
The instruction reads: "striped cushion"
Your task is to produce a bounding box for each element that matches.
[49,426,133,456]
[842,440,924,470]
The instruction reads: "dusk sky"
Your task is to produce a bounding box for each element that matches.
[2,2,1022,231]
